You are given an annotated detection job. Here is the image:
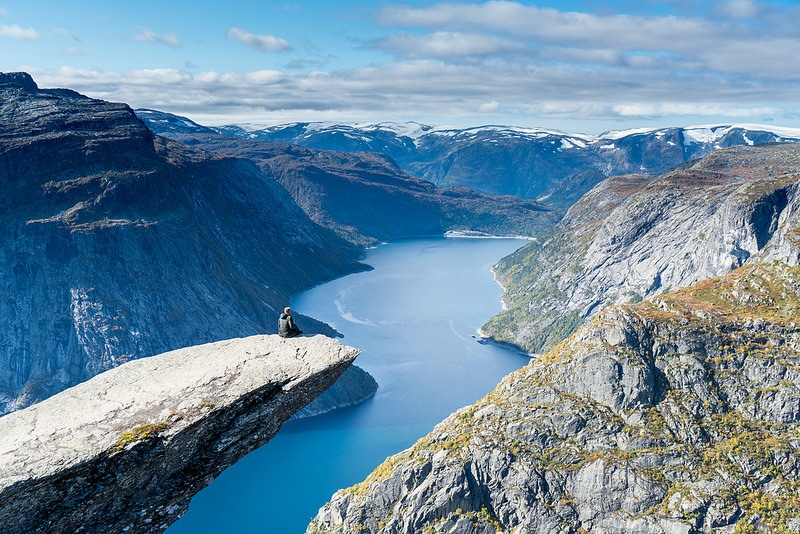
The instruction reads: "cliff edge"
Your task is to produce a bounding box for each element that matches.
[0,334,359,534]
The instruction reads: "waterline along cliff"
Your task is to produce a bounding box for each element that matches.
[0,335,359,534]
[483,143,800,355]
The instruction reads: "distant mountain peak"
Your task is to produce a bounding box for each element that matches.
[0,71,38,91]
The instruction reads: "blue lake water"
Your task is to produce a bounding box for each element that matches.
[167,236,531,533]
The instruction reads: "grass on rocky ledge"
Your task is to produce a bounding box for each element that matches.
[649,260,800,325]
[109,422,169,453]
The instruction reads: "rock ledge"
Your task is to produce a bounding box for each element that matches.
[0,334,359,534]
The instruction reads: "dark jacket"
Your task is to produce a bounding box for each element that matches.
[278,312,301,338]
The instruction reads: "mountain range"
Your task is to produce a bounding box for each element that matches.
[136,110,559,247]
[141,112,800,211]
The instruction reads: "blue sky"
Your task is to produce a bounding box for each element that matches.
[2,0,800,134]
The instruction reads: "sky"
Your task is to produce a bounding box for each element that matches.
[2,0,800,134]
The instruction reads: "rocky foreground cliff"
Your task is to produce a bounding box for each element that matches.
[309,254,800,533]
[0,334,358,534]
[308,144,800,533]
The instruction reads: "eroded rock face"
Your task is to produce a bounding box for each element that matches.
[0,334,359,534]
[483,144,800,354]
[309,261,800,533]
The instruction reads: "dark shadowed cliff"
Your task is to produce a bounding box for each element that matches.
[0,73,365,413]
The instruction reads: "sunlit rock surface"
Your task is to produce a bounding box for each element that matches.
[484,143,800,354]
[0,334,359,534]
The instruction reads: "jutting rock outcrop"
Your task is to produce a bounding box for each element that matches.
[0,334,359,534]
[308,258,800,533]
[483,143,800,354]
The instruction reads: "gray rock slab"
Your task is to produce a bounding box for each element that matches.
[0,334,359,534]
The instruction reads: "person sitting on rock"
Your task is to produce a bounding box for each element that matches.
[278,307,303,338]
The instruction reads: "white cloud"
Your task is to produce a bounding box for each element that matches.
[134,28,181,47]
[21,2,800,132]
[372,2,800,83]
[477,100,500,113]
[55,27,80,41]
[379,31,522,59]
[226,27,290,53]
[611,102,780,118]
[0,24,38,40]
[31,60,798,130]
[716,0,763,19]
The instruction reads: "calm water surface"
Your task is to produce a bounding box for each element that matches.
[168,237,531,533]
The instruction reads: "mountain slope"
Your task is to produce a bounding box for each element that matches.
[482,143,800,354]
[0,73,364,413]
[309,224,800,534]
[138,111,560,246]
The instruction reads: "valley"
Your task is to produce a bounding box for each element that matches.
[2,71,800,533]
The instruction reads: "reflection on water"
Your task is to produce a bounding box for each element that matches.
[167,237,531,533]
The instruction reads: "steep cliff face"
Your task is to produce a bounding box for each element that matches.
[309,259,800,533]
[0,334,359,534]
[138,110,561,247]
[482,143,800,354]
[0,73,365,413]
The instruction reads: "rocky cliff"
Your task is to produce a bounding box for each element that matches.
[0,334,359,534]
[308,253,800,533]
[482,143,800,354]
[0,72,368,413]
